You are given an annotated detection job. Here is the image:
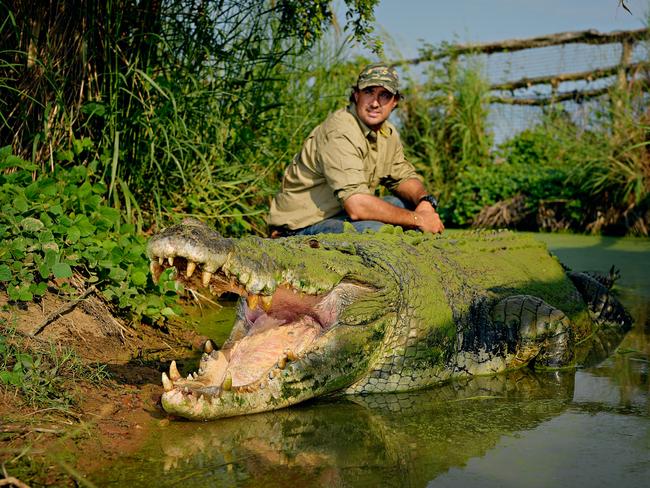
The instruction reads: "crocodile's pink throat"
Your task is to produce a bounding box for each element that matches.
[219,286,338,388]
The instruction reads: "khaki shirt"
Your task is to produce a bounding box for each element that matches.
[268,104,421,230]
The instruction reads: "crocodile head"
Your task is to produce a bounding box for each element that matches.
[147,219,411,420]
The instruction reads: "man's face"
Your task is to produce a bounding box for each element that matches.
[354,86,398,130]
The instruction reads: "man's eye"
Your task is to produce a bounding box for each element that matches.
[378,92,393,103]
[362,88,374,95]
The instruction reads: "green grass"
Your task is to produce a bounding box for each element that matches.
[0,318,108,410]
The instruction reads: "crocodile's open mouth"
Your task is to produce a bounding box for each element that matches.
[148,250,370,406]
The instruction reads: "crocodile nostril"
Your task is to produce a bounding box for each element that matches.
[308,239,320,249]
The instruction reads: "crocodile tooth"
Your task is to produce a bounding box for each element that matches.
[167,256,174,266]
[162,372,173,392]
[204,340,214,354]
[285,349,297,361]
[198,368,204,375]
[221,372,232,391]
[261,295,273,311]
[186,261,197,278]
[149,261,157,274]
[202,271,212,287]
[277,355,287,370]
[187,373,193,380]
[246,294,259,310]
[158,256,164,265]
[269,369,276,379]
[169,360,181,381]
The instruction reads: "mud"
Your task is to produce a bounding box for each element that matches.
[0,290,207,486]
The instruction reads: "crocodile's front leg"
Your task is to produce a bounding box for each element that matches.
[454,295,575,376]
[491,295,574,369]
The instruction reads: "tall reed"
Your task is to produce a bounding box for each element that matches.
[398,57,492,203]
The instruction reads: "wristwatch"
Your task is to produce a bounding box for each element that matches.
[419,194,438,210]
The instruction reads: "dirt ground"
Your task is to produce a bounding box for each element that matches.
[0,290,208,486]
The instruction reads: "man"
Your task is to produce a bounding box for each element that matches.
[268,63,444,236]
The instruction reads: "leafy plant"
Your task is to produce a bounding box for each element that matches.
[0,146,180,323]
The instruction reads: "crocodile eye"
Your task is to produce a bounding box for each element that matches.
[308,239,320,249]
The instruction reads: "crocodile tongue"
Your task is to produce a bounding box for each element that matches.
[227,316,321,386]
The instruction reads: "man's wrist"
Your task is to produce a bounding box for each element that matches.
[418,194,438,210]
[412,212,420,228]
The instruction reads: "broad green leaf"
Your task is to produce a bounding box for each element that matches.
[161,307,176,317]
[18,288,33,301]
[31,282,48,297]
[7,287,20,301]
[81,102,106,117]
[67,226,81,243]
[55,149,74,162]
[38,262,50,279]
[14,197,29,213]
[0,265,11,281]
[98,206,120,223]
[20,217,44,232]
[52,262,73,279]
[38,228,54,242]
[0,370,22,386]
[44,249,57,267]
[108,267,127,281]
[76,217,96,237]
[48,204,63,215]
[130,270,147,286]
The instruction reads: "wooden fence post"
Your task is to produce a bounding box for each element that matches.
[617,38,633,90]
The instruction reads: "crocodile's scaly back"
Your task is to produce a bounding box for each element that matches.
[147,221,632,419]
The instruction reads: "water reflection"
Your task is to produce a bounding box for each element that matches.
[96,363,648,487]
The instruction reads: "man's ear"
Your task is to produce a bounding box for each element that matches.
[353,89,359,104]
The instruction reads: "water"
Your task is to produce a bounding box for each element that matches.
[93,233,650,487]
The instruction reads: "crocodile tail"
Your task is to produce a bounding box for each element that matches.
[567,271,633,332]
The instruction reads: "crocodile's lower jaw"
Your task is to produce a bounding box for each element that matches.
[161,374,291,420]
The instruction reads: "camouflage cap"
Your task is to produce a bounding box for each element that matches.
[356,63,399,94]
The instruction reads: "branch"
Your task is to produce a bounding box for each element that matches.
[395,28,649,66]
[0,478,31,488]
[490,61,649,91]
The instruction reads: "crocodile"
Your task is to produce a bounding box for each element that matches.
[147,218,632,420]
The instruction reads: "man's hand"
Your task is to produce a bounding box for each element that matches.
[414,200,444,234]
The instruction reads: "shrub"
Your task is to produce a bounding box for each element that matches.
[0,146,180,323]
